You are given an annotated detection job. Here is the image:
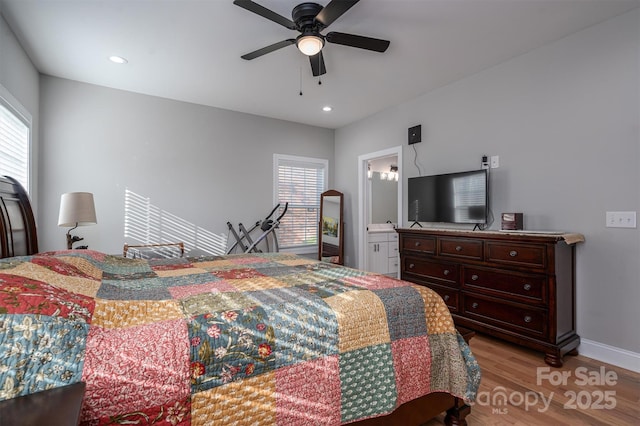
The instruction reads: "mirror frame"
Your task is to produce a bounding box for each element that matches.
[318,189,344,265]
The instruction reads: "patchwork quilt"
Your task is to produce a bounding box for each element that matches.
[0,250,480,425]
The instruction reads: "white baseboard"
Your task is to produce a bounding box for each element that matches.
[578,339,640,373]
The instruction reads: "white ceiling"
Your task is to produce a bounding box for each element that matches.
[1,0,637,129]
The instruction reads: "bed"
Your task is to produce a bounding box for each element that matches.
[0,176,480,425]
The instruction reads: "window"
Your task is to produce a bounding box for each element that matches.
[274,154,328,251]
[0,85,31,192]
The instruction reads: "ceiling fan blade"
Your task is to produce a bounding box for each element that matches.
[241,39,296,60]
[309,51,327,77]
[233,0,296,30]
[315,0,359,28]
[326,31,390,52]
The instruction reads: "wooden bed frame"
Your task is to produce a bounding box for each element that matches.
[0,175,471,425]
[355,393,470,426]
[0,175,39,259]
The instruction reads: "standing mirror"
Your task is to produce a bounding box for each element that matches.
[318,189,344,265]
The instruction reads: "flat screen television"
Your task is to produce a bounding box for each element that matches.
[408,169,488,225]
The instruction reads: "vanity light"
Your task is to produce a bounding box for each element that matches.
[387,165,399,181]
[109,55,128,64]
[367,164,372,180]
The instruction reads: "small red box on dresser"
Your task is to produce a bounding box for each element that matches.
[501,213,523,230]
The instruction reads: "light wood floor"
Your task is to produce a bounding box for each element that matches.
[424,333,640,426]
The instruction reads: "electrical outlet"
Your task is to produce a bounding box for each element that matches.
[606,211,636,228]
[490,155,500,169]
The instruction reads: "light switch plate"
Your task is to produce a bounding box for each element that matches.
[606,211,636,228]
[490,155,500,168]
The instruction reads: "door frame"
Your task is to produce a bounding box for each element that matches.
[357,146,403,270]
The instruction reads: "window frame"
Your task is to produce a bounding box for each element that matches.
[0,84,32,194]
[273,154,328,254]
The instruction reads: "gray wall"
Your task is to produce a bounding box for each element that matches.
[38,76,334,254]
[335,10,639,357]
[0,13,39,209]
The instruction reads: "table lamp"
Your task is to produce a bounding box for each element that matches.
[58,192,97,249]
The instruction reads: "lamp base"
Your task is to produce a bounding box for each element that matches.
[66,231,84,250]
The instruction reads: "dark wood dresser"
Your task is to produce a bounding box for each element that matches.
[397,228,582,367]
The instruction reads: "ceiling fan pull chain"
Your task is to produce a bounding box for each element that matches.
[299,66,303,96]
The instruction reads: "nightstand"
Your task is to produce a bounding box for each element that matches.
[0,382,85,426]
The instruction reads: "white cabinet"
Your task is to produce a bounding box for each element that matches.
[367,231,399,277]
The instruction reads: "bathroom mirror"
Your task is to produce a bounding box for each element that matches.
[318,189,344,265]
[368,156,398,225]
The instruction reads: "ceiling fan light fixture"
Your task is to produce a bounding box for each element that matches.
[297,35,324,56]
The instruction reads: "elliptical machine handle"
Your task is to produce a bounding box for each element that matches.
[276,202,288,221]
[260,203,284,232]
[265,203,280,221]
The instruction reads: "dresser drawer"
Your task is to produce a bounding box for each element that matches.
[439,238,483,260]
[402,236,436,254]
[486,242,547,269]
[462,267,546,303]
[463,294,546,337]
[427,284,459,313]
[403,257,458,286]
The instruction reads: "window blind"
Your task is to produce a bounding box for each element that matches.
[0,92,30,192]
[274,156,327,250]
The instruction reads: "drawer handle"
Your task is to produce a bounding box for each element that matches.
[409,263,415,269]
[443,269,450,276]
[471,274,479,281]
[472,302,479,309]
[523,283,532,291]
[415,241,421,247]
[509,250,518,257]
[524,315,532,323]
[443,295,450,301]
[455,245,462,252]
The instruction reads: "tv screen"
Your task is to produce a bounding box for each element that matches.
[408,169,488,224]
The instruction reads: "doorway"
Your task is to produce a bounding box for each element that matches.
[357,146,403,270]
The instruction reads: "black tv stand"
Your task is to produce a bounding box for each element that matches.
[409,221,423,228]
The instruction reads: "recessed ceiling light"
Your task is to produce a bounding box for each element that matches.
[109,56,128,64]
[322,106,332,112]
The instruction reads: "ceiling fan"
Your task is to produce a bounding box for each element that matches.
[233,0,390,76]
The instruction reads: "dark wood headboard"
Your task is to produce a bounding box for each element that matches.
[0,176,38,258]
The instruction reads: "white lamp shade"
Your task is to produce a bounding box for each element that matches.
[58,192,97,227]
[297,35,323,56]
